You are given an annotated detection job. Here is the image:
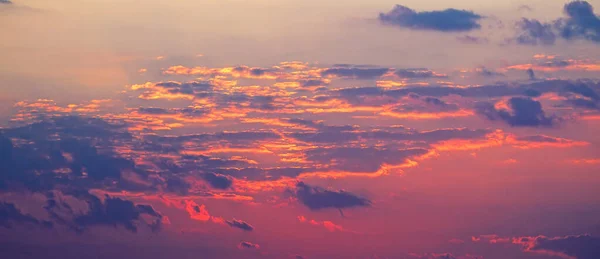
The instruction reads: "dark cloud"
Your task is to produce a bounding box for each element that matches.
[476,97,556,127]
[158,81,213,95]
[201,172,233,189]
[321,66,390,80]
[165,176,192,194]
[516,235,600,259]
[234,66,274,77]
[0,0,12,4]
[514,18,557,45]
[422,96,460,109]
[379,4,483,32]
[475,67,505,77]
[395,69,447,79]
[527,68,536,80]
[513,1,600,44]
[238,242,260,249]
[334,79,600,111]
[0,134,14,189]
[300,79,328,87]
[137,107,210,117]
[293,182,370,211]
[0,117,146,193]
[226,219,254,231]
[61,139,135,181]
[560,81,600,109]
[565,82,600,100]
[0,202,52,228]
[396,100,462,112]
[557,1,600,43]
[73,194,162,233]
[568,98,600,109]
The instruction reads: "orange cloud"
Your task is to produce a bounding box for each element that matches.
[433,131,588,151]
[184,200,211,221]
[506,59,600,72]
[567,159,600,165]
[297,216,346,232]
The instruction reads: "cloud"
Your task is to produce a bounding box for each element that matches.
[395,69,447,79]
[511,135,588,149]
[456,35,489,44]
[409,253,481,259]
[475,97,556,127]
[226,219,254,231]
[321,66,390,80]
[565,82,600,100]
[557,1,600,43]
[379,5,483,32]
[527,68,536,80]
[201,172,233,189]
[564,82,600,110]
[304,147,428,172]
[513,235,600,259]
[184,200,211,222]
[0,0,12,4]
[513,1,600,44]
[0,202,52,229]
[514,18,557,45]
[291,127,489,145]
[519,5,534,12]
[474,67,505,77]
[293,182,370,211]
[298,216,346,232]
[0,117,150,193]
[238,241,260,249]
[73,194,163,233]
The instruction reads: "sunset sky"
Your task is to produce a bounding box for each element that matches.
[1,1,600,259]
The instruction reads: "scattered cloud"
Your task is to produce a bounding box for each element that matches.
[395,69,448,79]
[557,1,600,43]
[321,66,390,80]
[515,18,557,45]
[513,1,600,45]
[297,216,346,232]
[201,172,234,190]
[226,219,254,231]
[475,67,505,77]
[238,241,260,249]
[379,5,483,32]
[293,182,370,211]
[513,235,600,259]
[475,97,557,127]
[73,194,163,233]
[456,35,489,44]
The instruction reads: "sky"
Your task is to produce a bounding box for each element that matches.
[1,0,600,259]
